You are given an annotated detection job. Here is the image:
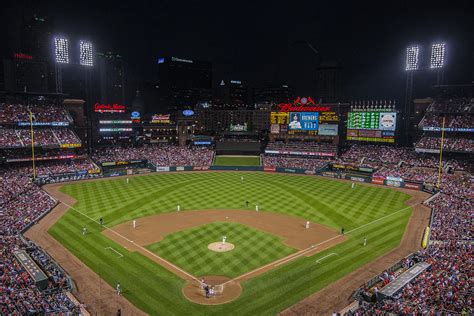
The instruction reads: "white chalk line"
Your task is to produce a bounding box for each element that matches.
[315,253,338,264]
[58,201,199,283]
[105,247,123,258]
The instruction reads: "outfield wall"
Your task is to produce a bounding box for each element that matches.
[39,161,429,193]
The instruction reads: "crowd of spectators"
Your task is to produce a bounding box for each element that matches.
[265,141,337,154]
[339,145,415,168]
[344,147,472,315]
[419,113,474,130]
[340,144,471,171]
[0,128,81,148]
[416,136,474,153]
[427,98,474,114]
[91,144,215,167]
[0,165,85,314]
[262,155,329,171]
[0,103,69,123]
[0,129,24,147]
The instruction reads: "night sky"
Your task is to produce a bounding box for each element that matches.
[3,0,474,102]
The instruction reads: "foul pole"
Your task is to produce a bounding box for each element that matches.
[436,116,446,188]
[29,111,37,180]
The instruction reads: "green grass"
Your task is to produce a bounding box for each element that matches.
[49,172,412,315]
[146,222,296,278]
[213,155,261,166]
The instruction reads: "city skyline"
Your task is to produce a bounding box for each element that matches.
[1,0,473,102]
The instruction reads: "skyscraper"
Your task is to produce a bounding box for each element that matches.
[315,61,342,102]
[156,56,212,112]
[96,52,125,105]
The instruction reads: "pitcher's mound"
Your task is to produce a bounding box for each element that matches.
[208,242,235,252]
[182,275,242,305]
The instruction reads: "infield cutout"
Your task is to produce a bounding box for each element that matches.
[208,242,235,252]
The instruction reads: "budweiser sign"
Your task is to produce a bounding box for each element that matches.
[278,97,330,112]
[94,103,126,113]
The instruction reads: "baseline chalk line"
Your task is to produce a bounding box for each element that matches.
[315,252,338,264]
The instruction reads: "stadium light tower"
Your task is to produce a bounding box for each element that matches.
[405,45,420,71]
[54,37,70,64]
[79,40,94,66]
[403,45,419,145]
[53,36,69,93]
[430,42,446,85]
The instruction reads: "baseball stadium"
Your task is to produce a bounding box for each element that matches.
[0,4,473,315]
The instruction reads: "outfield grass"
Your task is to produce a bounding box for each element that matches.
[213,155,261,166]
[146,222,296,278]
[49,172,412,315]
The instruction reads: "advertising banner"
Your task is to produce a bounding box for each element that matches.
[318,124,338,136]
[270,123,280,134]
[176,166,185,171]
[60,143,81,148]
[404,182,421,190]
[17,121,69,127]
[263,166,276,172]
[371,177,385,184]
[386,179,402,187]
[193,166,210,171]
[156,166,170,172]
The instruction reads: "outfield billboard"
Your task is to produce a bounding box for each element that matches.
[318,124,338,136]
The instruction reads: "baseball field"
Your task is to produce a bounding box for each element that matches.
[47,172,416,315]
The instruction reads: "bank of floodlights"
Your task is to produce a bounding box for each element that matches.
[54,37,70,64]
[79,40,94,66]
[430,42,446,69]
[405,45,420,71]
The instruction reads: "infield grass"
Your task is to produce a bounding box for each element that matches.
[213,155,261,166]
[49,172,412,315]
[146,222,296,277]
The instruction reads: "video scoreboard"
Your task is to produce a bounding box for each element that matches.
[347,112,397,143]
[270,111,338,136]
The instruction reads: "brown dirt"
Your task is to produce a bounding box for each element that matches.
[182,276,242,305]
[280,189,432,316]
[24,183,147,316]
[103,209,341,252]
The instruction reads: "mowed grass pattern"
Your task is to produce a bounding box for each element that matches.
[213,155,261,166]
[146,222,296,277]
[49,172,412,315]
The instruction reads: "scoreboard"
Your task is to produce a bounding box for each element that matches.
[270,111,338,136]
[270,112,290,125]
[347,112,397,143]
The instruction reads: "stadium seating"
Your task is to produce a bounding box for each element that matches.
[265,141,337,154]
[344,146,472,315]
[0,128,81,148]
[0,103,70,123]
[262,156,329,171]
[415,136,474,153]
[91,144,215,167]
